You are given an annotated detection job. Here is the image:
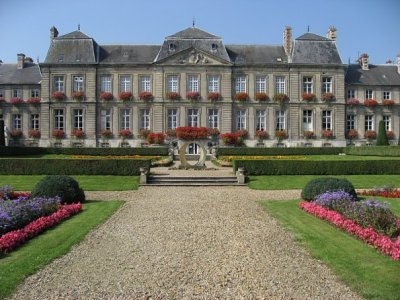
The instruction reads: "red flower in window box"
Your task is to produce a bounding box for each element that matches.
[119,92,133,101]
[176,127,208,140]
[234,92,248,101]
[207,92,221,101]
[186,91,200,101]
[71,129,85,139]
[321,92,335,102]
[9,97,24,105]
[138,92,153,101]
[321,130,334,139]
[346,98,359,106]
[207,128,220,137]
[147,132,165,145]
[166,92,180,100]
[100,129,113,138]
[302,93,316,102]
[26,98,41,105]
[346,129,358,140]
[255,92,269,101]
[139,129,151,139]
[165,128,176,138]
[72,91,85,100]
[100,92,113,101]
[364,130,376,140]
[219,133,242,146]
[255,130,269,140]
[235,129,248,138]
[9,129,23,139]
[363,99,378,107]
[52,91,65,101]
[273,93,289,103]
[275,130,287,141]
[118,129,133,138]
[28,129,41,139]
[52,129,65,139]
[303,131,314,139]
[383,99,395,106]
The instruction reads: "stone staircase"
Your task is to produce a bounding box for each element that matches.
[144,175,242,186]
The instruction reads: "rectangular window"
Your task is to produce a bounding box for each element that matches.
[120,109,130,130]
[365,89,373,99]
[140,109,150,130]
[235,76,247,93]
[13,88,22,98]
[187,75,199,92]
[275,110,285,130]
[54,109,64,130]
[31,88,40,98]
[119,75,132,93]
[73,109,84,130]
[275,76,285,94]
[53,76,65,92]
[12,114,22,130]
[303,77,313,93]
[322,77,332,93]
[167,109,178,129]
[256,110,266,131]
[383,115,391,131]
[139,75,151,93]
[73,76,84,92]
[30,114,39,130]
[100,109,111,130]
[236,109,246,130]
[100,75,112,93]
[255,76,267,93]
[208,109,219,129]
[208,75,220,93]
[346,114,355,131]
[383,91,391,100]
[347,89,355,99]
[166,75,179,93]
[364,115,374,131]
[322,110,332,131]
[187,109,199,127]
[303,110,313,131]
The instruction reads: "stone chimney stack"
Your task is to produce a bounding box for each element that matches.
[327,26,337,41]
[360,53,369,70]
[283,26,292,58]
[397,54,400,74]
[17,53,25,69]
[50,26,59,42]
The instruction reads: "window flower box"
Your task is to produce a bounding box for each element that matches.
[234,92,248,101]
[26,97,41,105]
[52,129,65,139]
[28,129,41,139]
[383,99,395,106]
[9,97,24,105]
[255,92,268,101]
[71,129,85,139]
[346,98,359,106]
[166,92,180,100]
[165,129,176,139]
[235,129,248,139]
[147,132,165,145]
[321,130,334,139]
[274,130,287,141]
[220,133,242,146]
[72,91,85,100]
[9,129,22,139]
[255,130,269,141]
[273,93,288,103]
[364,130,377,140]
[207,92,221,101]
[100,92,113,101]
[346,129,358,141]
[52,91,65,101]
[118,129,133,139]
[186,91,200,101]
[100,129,113,139]
[207,128,220,138]
[119,92,133,101]
[386,130,395,140]
[138,91,153,101]
[303,130,314,139]
[321,92,335,102]
[139,129,151,139]
[176,127,208,140]
[363,99,378,107]
[302,93,316,102]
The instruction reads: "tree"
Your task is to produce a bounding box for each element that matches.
[376,120,389,146]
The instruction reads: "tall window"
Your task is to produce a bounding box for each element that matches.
[255,76,267,93]
[30,114,39,130]
[13,88,22,98]
[303,110,313,131]
[167,109,178,129]
[322,110,332,131]
[187,109,199,127]
[235,76,246,93]
[73,109,84,130]
[73,76,84,92]
[208,109,219,129]
[322,77,332,93]
[12,114,22,130]
[54,109,64,130]
[275,110,285,130]
[53,76,64,92]
[120,109,130,130]
[364,115,374,131]
[383,91,391,100]
[187,75,199,92]
[140,109,150,130]
[139,75,151,92]
[256,110,266,131]
[383,115,391,131]
[275,76,285,94]
[236,109,246,130]
[346,114,355,131]
[347,89,355,99]
[31,89,40,98]
[100,75,112,93]
[208,75,220,92]
[101,109,111,130]
[119,75,132,92]
[167,75,179,93]
[365,89,373,99]
[303,77,313,93]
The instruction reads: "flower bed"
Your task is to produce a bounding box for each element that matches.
[0,203,81,254]
[176,127,208,140]
[359,186,400,198]
[0,185,31,201]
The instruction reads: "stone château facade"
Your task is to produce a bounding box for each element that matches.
[0,25,399,148]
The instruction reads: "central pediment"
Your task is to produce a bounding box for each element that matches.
[154,47,231,66]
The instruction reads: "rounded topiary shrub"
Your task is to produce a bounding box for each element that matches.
[301,177,357,201]
[31,175,85,204]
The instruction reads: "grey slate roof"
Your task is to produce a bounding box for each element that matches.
[226,45,287,65]
[292,33,342,65]
[0,63,41,84]
[99,45,160,64]
[346,64,400,86]
[166,27,220,39]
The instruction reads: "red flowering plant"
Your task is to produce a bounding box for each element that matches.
[255,130,269,141]
[100,92,113,101]
[383,99,395,106]
[71,129,85,139]
[273,93,288,104]
[219,133,243,146]
[321,130,334,139]
[147,132,165,145]
[321,92,335,102]
[186,92,200,101]
[138,91,153,101]
[386,131,395,140]
[346,98,359,106]
[207,128,220,138]
[364,99,378,107]
[302,93,316,102]
[118,129,132,139]
[275,130,287,141]
[9,129,23,139]
[235,129,248,139]
[28,129,41,139]
[364,130,377,140]
[100,129,113,139]
[139,129,151,139]
[255,92,268,101]
[346,129,358,141]
[166,92,180,100]
[207,92,221,101]
[52,91,65,101]
[51,129,65,139]
[176,127,208,140]
[165,128,176,138]
[234,92,248,101]
[303,130,314,139]
[9,97,24,105]
[359,186,400,198]
[119,91,133,101]
[72,91,85,100]
[26,98,41,105]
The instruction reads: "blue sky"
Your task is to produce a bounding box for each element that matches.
[1,0,399,64]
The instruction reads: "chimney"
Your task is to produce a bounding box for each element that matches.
[17,53,25,69]
[283,26,292,58]
[360,53,369,70]
[327,26,337,41]
[50,26,59,42]
[397,54,400,74]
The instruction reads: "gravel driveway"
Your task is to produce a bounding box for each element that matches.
[11,187,362,299]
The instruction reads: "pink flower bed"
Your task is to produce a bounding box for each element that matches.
[0,203,82,254]
[299,201,400,260]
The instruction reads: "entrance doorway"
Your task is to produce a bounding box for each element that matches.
[187,143,200,154]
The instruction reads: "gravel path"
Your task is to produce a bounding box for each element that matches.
[11,187,362,300]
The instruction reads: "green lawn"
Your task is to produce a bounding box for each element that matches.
[249,175,400,190]
[0,175,139,191]
[0,200,124,299]
[260,199,400,300]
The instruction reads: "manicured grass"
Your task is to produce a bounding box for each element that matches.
[0,175,139,191]
[260,199,400,300]
[249,175,400,190]
[0,200,124,299]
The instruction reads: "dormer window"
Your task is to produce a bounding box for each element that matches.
[75,53,81,62]
[123,51,129,57]
[211,43,218,51]
[169,43,176,52]
[58,54,64,62]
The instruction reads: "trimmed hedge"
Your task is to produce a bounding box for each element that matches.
[0,146,169,157]
[301,177,357,201]
[344,146,400,157]
[217,147,344,157]
[0,159,151,175]
[233,159,400,175]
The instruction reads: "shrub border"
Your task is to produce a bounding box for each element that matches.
[217,147,344,156]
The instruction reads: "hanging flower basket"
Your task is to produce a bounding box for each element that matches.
[72,91,85,100]
[321,93,335,102]
[119,92,133,101]
[363,99,378,107]
[100,92,113,101]
[255,92,268,101]
[26,98,41,105]
[207,92,221,101]
[9,129,23,139]
[234,92,248,101]
[28,129,41,139]
[138,92,153,101]
[383,99,395,106]
[166,92,180,100]
[9,97,24,105]
[346,98,359,106]
[71,129,85,139]
[186,92,200,101]
[273,93,288,104]
[302,93,316,102]
[52,129,65,139]
[52,91,65,101]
